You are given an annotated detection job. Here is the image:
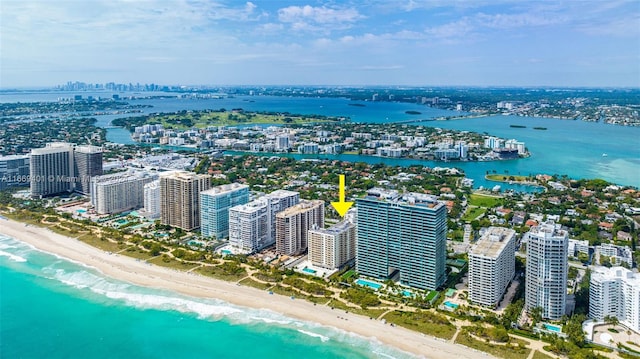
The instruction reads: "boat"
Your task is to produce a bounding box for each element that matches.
[602,153,608,157]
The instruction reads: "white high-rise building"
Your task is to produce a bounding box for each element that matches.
[275,135,290,151]
[228,199,269,253]
[228,190,299,253]
[200,183,250,239]
[589,266,640,334]
[275,200,324,255]
[525,221,568,320]
[91,171,156,214]
[143,180,161,219]
[468,227,516,307]
[30,142,75,198]
[308,220,356,269]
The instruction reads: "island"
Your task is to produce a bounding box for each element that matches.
[106,110,530,163]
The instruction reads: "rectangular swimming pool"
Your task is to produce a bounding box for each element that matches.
[544,323,562,333]
[355,279,383,290]
[302,268,317,274]
[443,301,459,309]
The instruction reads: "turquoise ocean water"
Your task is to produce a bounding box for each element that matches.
[0,234,414,359]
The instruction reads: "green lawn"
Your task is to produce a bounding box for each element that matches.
[469,193,503,208]
[135,111,339,130]
[341,270,357,280]
[461,207,487,221]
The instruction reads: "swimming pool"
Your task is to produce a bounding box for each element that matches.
[544,323,562,333]
[355,279,383,290]
[76,209,87,213]
[302,268,317,274]
[402,290,413,297]
[443,301,459,309]
[221,249,232,255]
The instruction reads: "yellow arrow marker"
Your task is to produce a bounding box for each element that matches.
[331,174,354,217]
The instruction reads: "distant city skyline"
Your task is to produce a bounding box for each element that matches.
[1,0,639,88]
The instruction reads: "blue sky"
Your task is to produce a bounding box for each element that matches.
[1,0,639,87]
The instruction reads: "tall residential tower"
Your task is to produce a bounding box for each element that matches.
[308,219,356,269]
[30,142,75,198]
[275,200,324,255]
[356,190,447,290]
[200,183,250,239]
[525,221,568,320]
[73,145,103,195]
[160,171,211,231]
[468,227,516,308]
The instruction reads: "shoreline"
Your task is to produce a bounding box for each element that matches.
[0,218,490,359]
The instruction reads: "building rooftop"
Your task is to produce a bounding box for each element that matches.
[201,183,249,196]
[529,221,568,238]
[230,199,268,214]
[31,142,74,154]
[0,154,29,160]
[470,227,516,258]
[309,219,354,236]
[276,200,324,218]
[75,145,103,153]
[159,170,210,181]
[265,189,299,199]
[92,170,156,184]
[360,191,444,211]
[592,266,640,286]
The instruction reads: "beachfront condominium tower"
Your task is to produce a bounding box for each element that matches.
[589,266,640,334]
[30,142,75,198]
[355,189,447,290]
[308,220,356,269]
[200,183,250,240]
[228,199,269,253]
[160,171,211,231]
[90,171,156,215]
[73,145,103,195]
[143,180,161,219]
[229,190,299,253]
[275,200,325,255]
[468,227,516,308]
[525,221,568,320]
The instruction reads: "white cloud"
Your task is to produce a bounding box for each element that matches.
[475,12,567,29]
[278,5,363,23]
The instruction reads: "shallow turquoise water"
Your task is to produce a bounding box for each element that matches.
[0,234,413,359]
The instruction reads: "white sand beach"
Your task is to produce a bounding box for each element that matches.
[0,218,491,359]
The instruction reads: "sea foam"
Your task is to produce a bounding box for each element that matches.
[0,250,27,262]
[297,329,330,342]
[2,233,418,359]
